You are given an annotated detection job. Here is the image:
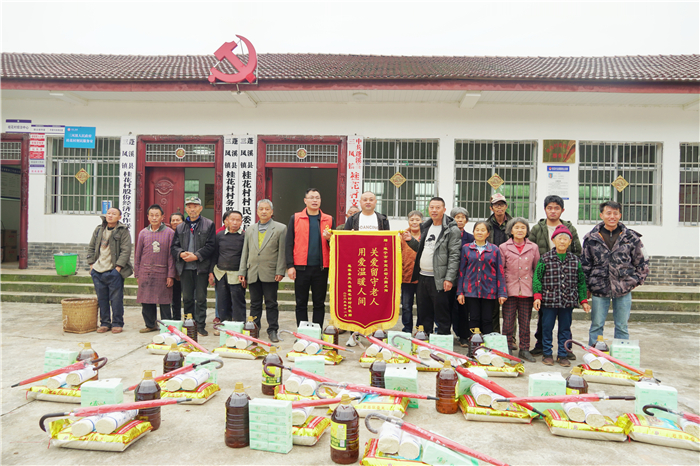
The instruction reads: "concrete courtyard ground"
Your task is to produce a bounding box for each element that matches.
[1,303,698,466]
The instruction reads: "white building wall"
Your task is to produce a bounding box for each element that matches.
[3,98,698,256]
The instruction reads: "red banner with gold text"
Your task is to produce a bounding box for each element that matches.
[329,231,402,333]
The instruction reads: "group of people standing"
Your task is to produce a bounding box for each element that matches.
[86,189,649,365]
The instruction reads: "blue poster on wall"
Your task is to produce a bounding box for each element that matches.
[64,126,96,149]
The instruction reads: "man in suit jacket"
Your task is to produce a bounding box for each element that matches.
[239,199,287,343]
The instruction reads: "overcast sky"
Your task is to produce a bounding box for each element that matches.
[2,1,698,57]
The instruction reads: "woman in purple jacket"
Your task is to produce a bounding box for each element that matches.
[499,218,540,362]
[457,221,507,336]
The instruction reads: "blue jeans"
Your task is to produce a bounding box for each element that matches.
[541,307,573,358]
[401,283,417,333]
[91,269,125,328]
[589,293,632,346]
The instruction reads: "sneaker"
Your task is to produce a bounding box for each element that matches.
[111,327,123,334]
[519,350,536,362]
[268,330,279,343]
[213,317,221,325]
[558,357,571,367]
[139,327,158,333]
[566,351,577,361]
[542,356,554,366]
[96,326,110,333]
[530,347,543,356]
[198,328,209,336]
[459,338,469,348]
[346,337,357,347]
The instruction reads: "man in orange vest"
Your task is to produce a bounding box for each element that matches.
[285,188,335,326]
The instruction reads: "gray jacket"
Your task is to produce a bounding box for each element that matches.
[406,215,462,290]
[87,218,133,279]
[239,220,288,283]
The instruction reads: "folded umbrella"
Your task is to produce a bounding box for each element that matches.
[391,334,477,364]
[157,320,209,354]
[354,333,427,366]
[565,339,654,380]
[643,405,700,424]
[214,325,276,348]
[316,381,438,401]
[11,357,107,388]
[495,393,635,404]
[279,329,354,353]
[124,359,223,392]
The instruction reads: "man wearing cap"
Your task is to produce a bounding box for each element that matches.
[486,193,512,332]
[171,196,216,336]
[581,201,649,346]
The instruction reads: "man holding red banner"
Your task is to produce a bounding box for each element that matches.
[402,197,461,336]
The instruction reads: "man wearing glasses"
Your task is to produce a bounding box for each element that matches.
[285,188,335,327]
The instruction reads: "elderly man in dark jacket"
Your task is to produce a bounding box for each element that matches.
[171,196,216,335]
[88,207,133,334]
[581,201,649,346]
[402,197,461,336]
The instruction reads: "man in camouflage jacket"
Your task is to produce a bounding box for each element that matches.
[581,201,649,346]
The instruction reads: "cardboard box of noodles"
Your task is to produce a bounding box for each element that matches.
[611,339,641,368]
[387,331,411,354]
[158,319,183,334]
[528,372,565,411]
[428,334,453,352]
[80,379,123,407]
[483,333,509,354]
[635,381,678,423]
[297,321,322,340]
[384,363,419,408]
[218,321,245,346]
[294,356,326,376]
[184,353,222,384]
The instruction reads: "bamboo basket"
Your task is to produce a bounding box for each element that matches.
[61,298,98,334]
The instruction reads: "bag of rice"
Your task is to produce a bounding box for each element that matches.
[616,413,700,451]
[274,384,320,402]
[146,342,195,355]
[26,386,82,404]
[467,362,524,377]
[354,394,409,419]
[157,381,219,405]
[213,345,268,360]
[458,395,536,423]
[361,438,430,466]
[292,415,330,446]
[544,409,626,441]
[287,349,344,365]
[48,418,151,451]
[579,364,641,386]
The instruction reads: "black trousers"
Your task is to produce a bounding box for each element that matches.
[492,300,501,335]
[294,266,329,327]
[180,270,209,329]
[142,303,172,329]
[466,297,496,335]
[249,280,279,334]
[416,275,453,335]
[215,274,246,322]
[171,279,182,320]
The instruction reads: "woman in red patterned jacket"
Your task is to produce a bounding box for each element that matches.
[456,221,507,336]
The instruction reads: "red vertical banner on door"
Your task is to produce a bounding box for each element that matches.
[329,231,401,333]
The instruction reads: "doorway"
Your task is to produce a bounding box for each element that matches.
[270,168,338,226]
[0,133,28,268]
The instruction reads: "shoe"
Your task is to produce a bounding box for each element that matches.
[542,356,554,366]
[567,351,576,361]
[509,348,518,356]
[558,357,571,367]
[139,327,158,333]
[112,327,123,334]
[530,347,543,356]
[346,337,357,347]
[268,330,279,343]
[459,338,469,348]
[96,326,110,333]
[213,330,220,336]
[213,317,221,324]
[198,328,209,336]
[519,350,536,362]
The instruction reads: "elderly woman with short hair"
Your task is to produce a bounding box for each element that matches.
[498,217,540,362]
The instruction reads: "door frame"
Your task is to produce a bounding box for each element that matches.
[136,135,223,234]
[256,135,347,223]
[0,133,29,269]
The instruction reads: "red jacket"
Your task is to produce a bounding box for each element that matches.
[285,209,334,268]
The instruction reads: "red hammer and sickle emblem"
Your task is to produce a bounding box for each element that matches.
[208,35,257,84]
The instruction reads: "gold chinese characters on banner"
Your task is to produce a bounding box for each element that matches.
[75,168,90,185]
[487,174,504,190]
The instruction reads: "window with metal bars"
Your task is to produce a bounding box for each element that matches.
[578,142,662,225]
[362,139,438,218]
[1,141,22,161]
[146,143,215,163]
[265,144,338,164]
[46,137,120,214]
[454,140,537,222]
[680,143,700,225]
